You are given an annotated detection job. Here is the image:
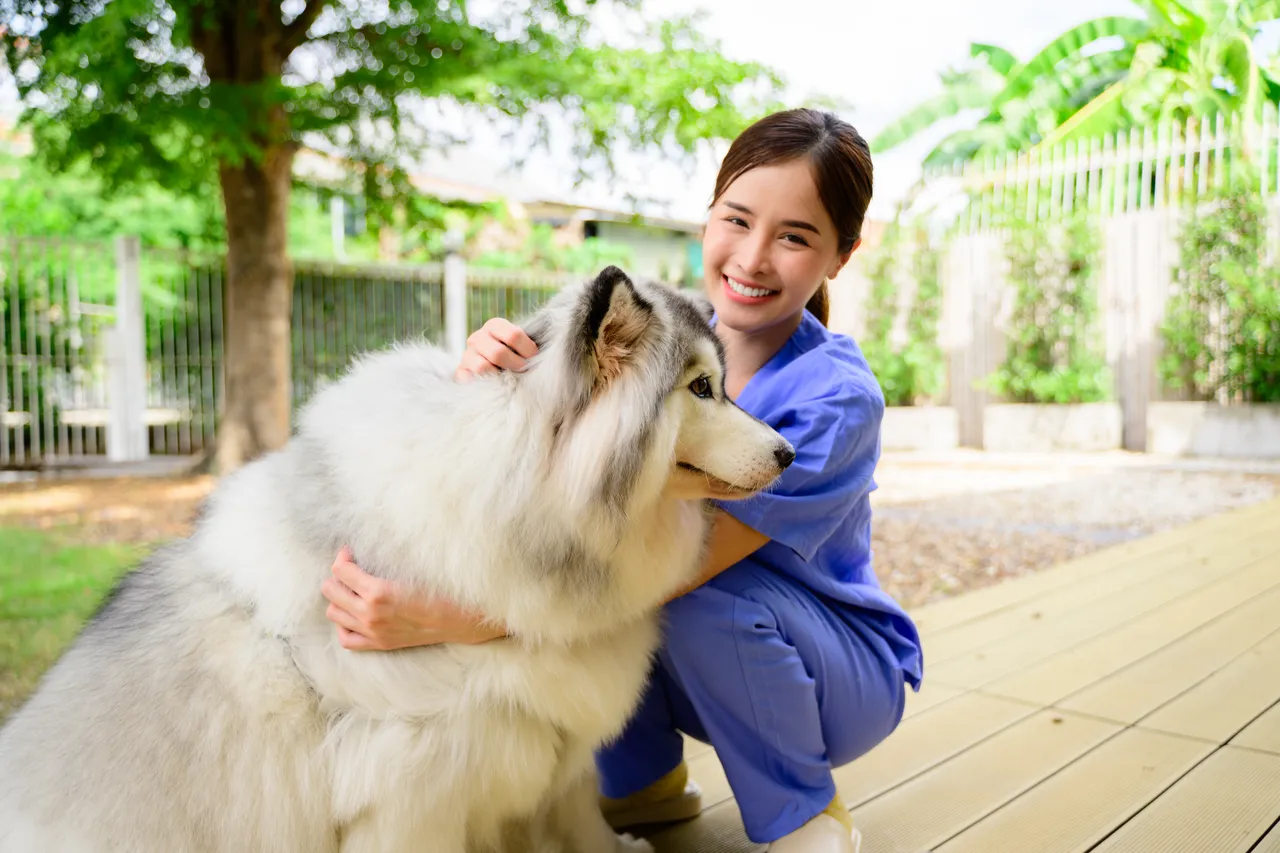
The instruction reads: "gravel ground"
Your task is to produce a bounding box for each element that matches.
[868,451,1280,608]
[2,451,1278,610]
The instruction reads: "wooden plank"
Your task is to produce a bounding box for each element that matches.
[908,501,1279,635]
[849,710,1118,853]
[902,680,964,719]
[653,504,1280,853]
[1089,746,1280,852]
[682,734,712,760]
[683,687,1013,817]
[924,523,1280,665]
[835,693,1036,808]
[1231,702,1280,756]
[1137,627,1280,743]
[986,558,1280,709]
[1253,822,1280,853]
[648,801,758,853]
[1054,571,1280,722]
[933,728,1213,853]
[926,540,1278,690]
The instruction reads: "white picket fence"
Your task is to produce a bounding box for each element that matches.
[920,106,1280,449]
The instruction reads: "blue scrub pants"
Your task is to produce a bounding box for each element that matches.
[595,562,907,843]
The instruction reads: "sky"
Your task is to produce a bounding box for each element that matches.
[2,0,1152,221]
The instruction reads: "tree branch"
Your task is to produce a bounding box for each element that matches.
[281,0,326,54]
[188,0,229,81]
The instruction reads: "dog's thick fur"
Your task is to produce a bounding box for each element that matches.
[0,267,794,853]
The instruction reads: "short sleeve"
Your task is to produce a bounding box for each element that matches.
[718,374,884,562]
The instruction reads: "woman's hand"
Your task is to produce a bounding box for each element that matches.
[321,547,506,650]
[454,318,539,383]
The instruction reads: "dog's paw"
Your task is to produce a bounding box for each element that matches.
[615,833,654,853]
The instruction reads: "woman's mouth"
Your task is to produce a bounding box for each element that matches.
[722,275,779,304]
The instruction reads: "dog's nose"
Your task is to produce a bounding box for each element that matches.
[774,444,796,469]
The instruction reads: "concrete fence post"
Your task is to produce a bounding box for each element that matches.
[106,235,149,463]
[443,228,468,357]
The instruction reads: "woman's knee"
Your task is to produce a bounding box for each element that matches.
[661,574,907,769]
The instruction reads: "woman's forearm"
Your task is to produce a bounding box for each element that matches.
[663,510,768,603]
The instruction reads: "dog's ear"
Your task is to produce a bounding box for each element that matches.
[676,290,715,326]
[581,265,653,383]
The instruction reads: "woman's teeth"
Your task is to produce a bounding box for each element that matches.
[726,277,774,298]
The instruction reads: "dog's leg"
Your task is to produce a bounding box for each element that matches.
[549,768,654,853]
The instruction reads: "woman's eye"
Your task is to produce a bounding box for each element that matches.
[783,233,810,246]
[689,377,714,399]
[725,217,747,228]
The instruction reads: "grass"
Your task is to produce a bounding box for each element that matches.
[0,526,144,719]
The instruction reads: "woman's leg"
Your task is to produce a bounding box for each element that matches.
[635,563,906,844]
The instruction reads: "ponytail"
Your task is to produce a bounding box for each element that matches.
[805,279,830,327]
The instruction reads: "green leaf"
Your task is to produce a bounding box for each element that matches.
[1241,0,1280,25]
[995,17,1152,108]
[970,42,1018,77]
[870,77,998,153]
[1133,0,1204,32]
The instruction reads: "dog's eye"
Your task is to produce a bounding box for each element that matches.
[689,376,714,399]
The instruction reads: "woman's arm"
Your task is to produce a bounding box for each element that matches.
[322,510,768,650]
[665,510,768,602]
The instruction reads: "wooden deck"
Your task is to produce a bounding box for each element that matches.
[650,498,1280,852]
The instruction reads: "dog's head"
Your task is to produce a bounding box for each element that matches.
[520,266,794,512]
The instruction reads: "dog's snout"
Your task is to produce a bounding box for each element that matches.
[774,443,796,470]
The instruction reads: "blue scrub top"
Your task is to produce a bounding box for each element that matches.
[715,310,924,691]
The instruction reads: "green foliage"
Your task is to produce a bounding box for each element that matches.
[0,150,501,265]
[875,0,1280,167]
[0,153,225,251]
[471,224,635,274]
[859,219,947,407]
[986,209,1111,404]
[1159,172,1280,401]
[3,0,783,213]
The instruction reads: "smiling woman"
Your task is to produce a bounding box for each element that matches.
[703,112,872,336]
[324,108,922,853]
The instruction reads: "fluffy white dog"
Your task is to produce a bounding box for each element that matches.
[0,266,794,852]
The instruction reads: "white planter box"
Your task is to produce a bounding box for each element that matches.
[880,406,960,452]
[1147,402,1280,458]
[983,403,1123,452]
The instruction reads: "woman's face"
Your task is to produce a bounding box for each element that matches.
[701,158,856,335]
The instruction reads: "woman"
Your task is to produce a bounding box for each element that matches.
[322,108,924,853]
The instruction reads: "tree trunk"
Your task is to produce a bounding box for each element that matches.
[215,145,296,473]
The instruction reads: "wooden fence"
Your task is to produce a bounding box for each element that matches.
[891,106,1280,449]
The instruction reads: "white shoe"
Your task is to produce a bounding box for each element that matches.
[766,813,862,853]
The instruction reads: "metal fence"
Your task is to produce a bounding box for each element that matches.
[1,237,118,467]
[2,236,577,469]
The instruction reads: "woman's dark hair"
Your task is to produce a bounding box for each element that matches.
[711,108,874,326]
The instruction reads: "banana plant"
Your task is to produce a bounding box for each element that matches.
[1037,0,1280,149]
[876,0,1280,167]
[870,43,1018,158]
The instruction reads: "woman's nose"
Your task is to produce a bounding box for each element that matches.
[737,232,772,277]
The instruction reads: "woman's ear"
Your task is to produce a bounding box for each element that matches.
[827,237,861,281]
